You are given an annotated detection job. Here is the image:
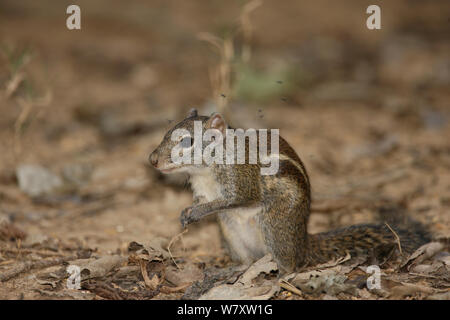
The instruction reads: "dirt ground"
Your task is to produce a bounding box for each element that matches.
[0,1,449,300]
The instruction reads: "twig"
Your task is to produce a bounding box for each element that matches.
[240,0,263,63]
[5,72,25,98]
[408,272,439,279]
[139,259,160,290]
[82,280,160,300]
[279,279,303,296]
[160,283,191,294]
[0,247,62,257]
[0,260,15,266]
[197,32,233,116]
[0,254,77,282]
[64,200,117,219]
[167,229,188,269]
[385,222,403,255]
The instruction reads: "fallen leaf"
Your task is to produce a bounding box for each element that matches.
[389,282,434,299]
[199,280,279,300]
[78,255,126,280]
[238,254,278,285]
[401,242,444,271]
[128,237,171,261]
[198,254,279,300]
[426,291,450,300]
[165,263,204,287]
[35,288,95,300]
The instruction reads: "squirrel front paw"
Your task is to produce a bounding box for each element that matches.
[180,206,198,228]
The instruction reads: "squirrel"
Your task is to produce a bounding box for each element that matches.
[149,109,430,273]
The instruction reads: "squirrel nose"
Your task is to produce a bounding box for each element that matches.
[149,151,158,167]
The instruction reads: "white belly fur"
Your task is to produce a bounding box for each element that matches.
[218,206,268,264]
[189,169,268,264]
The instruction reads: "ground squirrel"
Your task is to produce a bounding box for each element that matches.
[149,109,430,273]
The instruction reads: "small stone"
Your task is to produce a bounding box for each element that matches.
[16,164,63,197]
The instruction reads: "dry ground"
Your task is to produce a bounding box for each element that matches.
[0,0,448,300]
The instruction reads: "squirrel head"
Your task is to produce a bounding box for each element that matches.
[149,109,227,174]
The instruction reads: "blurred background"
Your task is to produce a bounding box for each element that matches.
[0,0,448,299]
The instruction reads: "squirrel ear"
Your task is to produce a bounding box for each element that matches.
[187,108,198,118]
[207,113,226,133]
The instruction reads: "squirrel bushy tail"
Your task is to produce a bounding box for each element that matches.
[304,205,431,267]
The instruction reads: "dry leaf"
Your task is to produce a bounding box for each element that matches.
[35,288,96,300]
[401,242,444,271]
[199,254,279,300]
[238,254,278,285]
[128,237,171,261]
[426,291,450,300]
[79,255,126,280]
[389,282,434,299]
[165,263,204,287]
[199,280,279,300]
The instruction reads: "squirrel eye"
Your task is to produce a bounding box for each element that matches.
[180,136,193,148]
